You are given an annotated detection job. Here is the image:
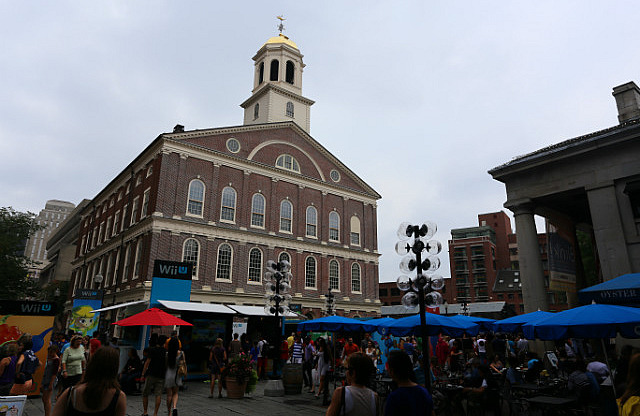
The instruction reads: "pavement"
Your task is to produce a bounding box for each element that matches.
[22,380,329,416]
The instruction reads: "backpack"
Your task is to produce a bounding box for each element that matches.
[21,350,40,376]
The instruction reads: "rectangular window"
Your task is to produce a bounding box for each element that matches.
[350,232,360,246]
[121,205,128,231]
[113,249,120,286]
[98,222,104,244]
[130,197,139,225]
[105,217,111,241]
[91,227,97,249]
[141,189,150,218]
[133,240,143,280]
[113,211,120,236]
[122,244,132,282]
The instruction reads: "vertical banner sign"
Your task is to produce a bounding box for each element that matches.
[69,289,103,336]
[149,260,193,307]
[0,300,56,396]
[547,232,577,291]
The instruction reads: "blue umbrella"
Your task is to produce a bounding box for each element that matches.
[449,315,496,332]
[297,315,370,332]
[359,317,395,333]
[381,313,479,337]
[578,273,640,305]
[522,304,640,340]
[492,310,554,333]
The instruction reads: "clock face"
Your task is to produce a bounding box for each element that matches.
[330,169,341,182]
[226,138,240,153]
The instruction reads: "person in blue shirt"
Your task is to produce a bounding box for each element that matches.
[384,350,434,416]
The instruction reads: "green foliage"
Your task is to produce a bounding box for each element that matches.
[221,353,255,388]
[576,229,598,287]
[0,207,44,299]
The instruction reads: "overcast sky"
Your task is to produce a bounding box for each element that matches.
[2,1,638,283]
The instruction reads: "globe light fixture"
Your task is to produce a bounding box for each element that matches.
[324,291,336,316]
[395,220,443,392]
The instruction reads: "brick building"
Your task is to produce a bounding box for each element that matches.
[69,33,381,327]
[443,211,568,314]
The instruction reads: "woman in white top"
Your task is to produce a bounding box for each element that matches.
[326,352,378,416]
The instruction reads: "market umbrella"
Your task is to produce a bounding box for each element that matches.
[381,312,480,337]
[296,315,370,332]
[449,315,496,332]
[491,310,554,333]
[522,303,640,340]
[578,273,640,305]
[112,308,193,327]
[360,317,396,333]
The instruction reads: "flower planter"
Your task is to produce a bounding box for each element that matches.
[225,377,247,399]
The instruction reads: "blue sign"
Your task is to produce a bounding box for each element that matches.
[149,260,193,307]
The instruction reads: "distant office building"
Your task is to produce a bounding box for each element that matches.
[24,200,75,281]
[490,81,640,313]
[378,281,402,306]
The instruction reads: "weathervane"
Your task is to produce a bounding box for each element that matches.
[277,15,286,34]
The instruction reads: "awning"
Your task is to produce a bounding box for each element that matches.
[91,300,147,313]
[158,300,236,314]
[228,304,298,317]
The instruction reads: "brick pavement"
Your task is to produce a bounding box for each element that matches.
[22,380,329,416]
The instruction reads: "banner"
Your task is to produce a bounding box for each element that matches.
[149,260,192,307]
[547,232,577,291]
[69,289,103,336]
[0,300,56,396]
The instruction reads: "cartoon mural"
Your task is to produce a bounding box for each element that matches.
[68,302,101,336]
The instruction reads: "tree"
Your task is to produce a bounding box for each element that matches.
[0,207,44,299]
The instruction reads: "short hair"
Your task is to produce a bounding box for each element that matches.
[387,350,414,381]
[17,334,33,350]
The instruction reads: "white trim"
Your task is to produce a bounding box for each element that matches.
[215,243,233,282]
[91,299,147,313]
[228,304,298,317]
[182,237,200,281]
[247,140,326,181]
[159,300,236,314]
[186,179,205,217]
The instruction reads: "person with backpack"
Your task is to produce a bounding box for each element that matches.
[10,333,41,395]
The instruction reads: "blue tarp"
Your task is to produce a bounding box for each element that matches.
[449,315,496,332]
[578,273,640,305]
[379,313,479,337]
[522,303,640,340]
[296,315,371,332]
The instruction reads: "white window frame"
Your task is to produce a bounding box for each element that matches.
[351,263,362,293]
[329,211,340,242]
[280,200,293,233]
[187,179,205,217]
[247,247,263,284]
[276,154,300,173]
[350,216,361,246]
[105,217,112,242]
[130,197,139,226]
[306,206,317,238]
[113,248,121,286]
[113,210,120,236]
[105,251,113,287]
[133,239,143,280]
[122,243,132,282]
[182,238,200,281]
[220,187,237,223]
[305,256,317,289]
[251,193,265,228]
[329,259,340,291]
[216,243,233,281]
[141,188,150,218]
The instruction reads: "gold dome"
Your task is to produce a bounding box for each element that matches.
[264,34,298,49]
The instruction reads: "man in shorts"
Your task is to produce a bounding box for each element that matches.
[142,336,166,416]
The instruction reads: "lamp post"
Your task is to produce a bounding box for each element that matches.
[93,274,104,334]
[264,259,292,379]
[395,221,444,392]
[324,291,336,316]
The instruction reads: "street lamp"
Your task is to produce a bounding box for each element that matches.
[395,221,444,392]
[264,259,292,375]
[94,274,103,289]
[324,291,336,316]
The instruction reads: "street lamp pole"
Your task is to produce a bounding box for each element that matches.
[395,221,444,392]
[324,291,336,316]
[264,259,292,378]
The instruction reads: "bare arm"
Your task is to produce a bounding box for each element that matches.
[52,388,70,416]
[142,357,150,376]
[325,387,343,416]
[114,391,127,416]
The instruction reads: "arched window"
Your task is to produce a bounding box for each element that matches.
[270,59,279,81]
[279,252,291,271]
[254,103,259,120]
[133,238,144,279]
[305,257,317,288]
[183,238,199,280]
[258,62,264,84]
[286,101,294,118]
[285,61,295,84]
[276,154,300,173]
[350,216,361,246]
[187,179,205,216]
[280,200,293,232]
[351,263,361,292]
[251,193,265,228]
[216,243,232,281]
[221,187,236,222]
[248,248,262,283]
[329,260,340,291]
[306,206,317,237]
[329,211,340,242]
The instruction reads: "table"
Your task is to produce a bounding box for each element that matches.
[525,395,577,415]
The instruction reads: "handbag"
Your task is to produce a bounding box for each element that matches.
[177,353,187,377]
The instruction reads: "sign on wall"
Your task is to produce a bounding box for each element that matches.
[70,289,103,336]
[149,260,193,307]
[548,232,577,291]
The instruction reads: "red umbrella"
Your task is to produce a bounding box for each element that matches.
[112,308,193,327]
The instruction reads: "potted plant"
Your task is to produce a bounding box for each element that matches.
[221,353,256,398]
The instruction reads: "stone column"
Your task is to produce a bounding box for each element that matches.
[586,183,631,280]
[509,202,549,313]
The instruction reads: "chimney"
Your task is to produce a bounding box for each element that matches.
[612,81,640,123]
[173,124,185,133]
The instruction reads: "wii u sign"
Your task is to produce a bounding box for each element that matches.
[0,300,57,316]
[153,260,193,280]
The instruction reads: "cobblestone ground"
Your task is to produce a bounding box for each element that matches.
[22,380,329,416]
